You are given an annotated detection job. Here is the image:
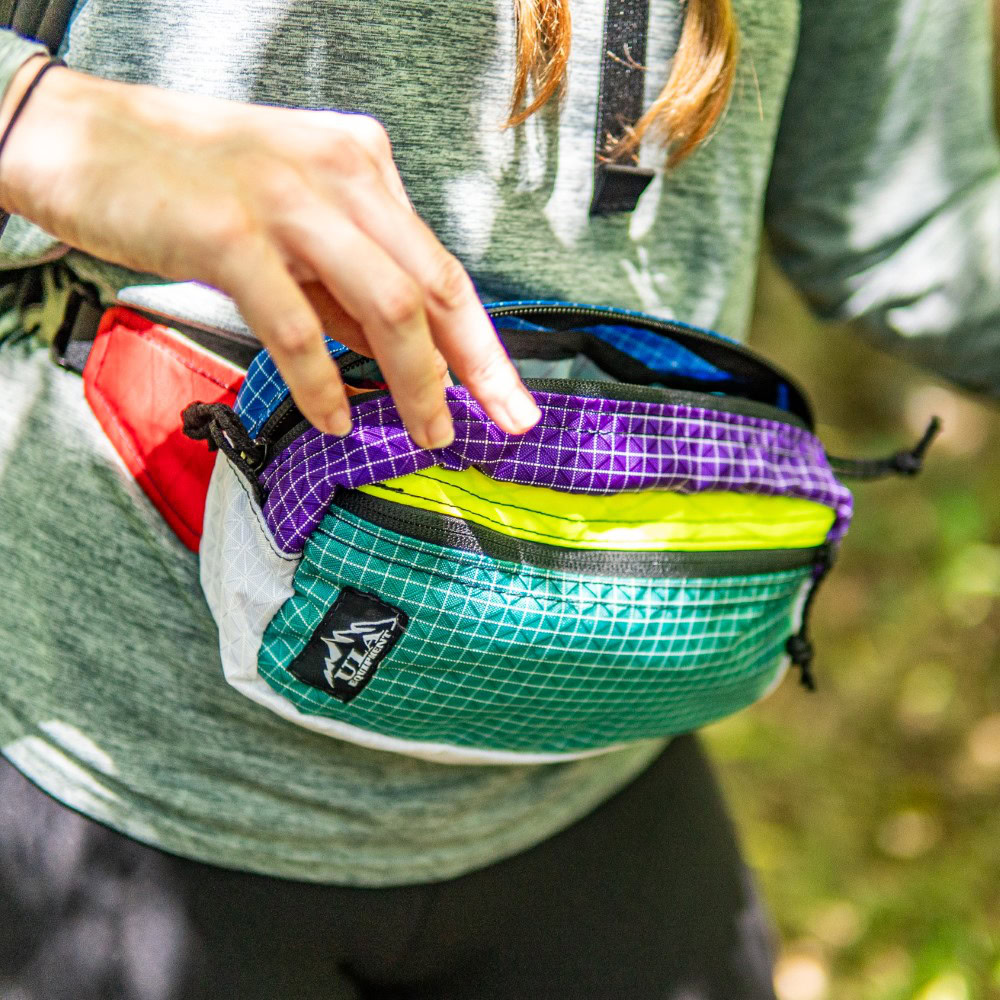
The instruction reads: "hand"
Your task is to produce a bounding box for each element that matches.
[0,61,542,448]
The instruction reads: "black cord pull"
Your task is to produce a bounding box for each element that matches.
[182,401,269,503]
[828,416,941,481]
[785,634,815,692]
[785,545,835,692]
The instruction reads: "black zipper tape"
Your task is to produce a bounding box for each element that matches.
[253,302,813,454]
[522,378,809,429]
[254,372,810,464]
[333,489,823,579]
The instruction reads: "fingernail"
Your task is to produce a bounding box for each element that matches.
[320,407,353,437]
[504,391,542,433]
[422,409,455,450]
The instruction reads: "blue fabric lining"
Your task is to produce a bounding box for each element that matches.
[490,315,730,382]
[236,337,348,437]
[236,300,783,436]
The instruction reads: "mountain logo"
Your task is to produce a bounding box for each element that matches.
[287,588,408,703]
[320,618,400,691]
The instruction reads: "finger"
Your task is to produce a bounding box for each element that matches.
[325,114,415,213]
[302,280,453,387]
[300,280,373,355]
[294,212,455,450]
[343,182,540,435]
[214,237,352,437]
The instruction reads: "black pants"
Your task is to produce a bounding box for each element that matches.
[0,735,778,999]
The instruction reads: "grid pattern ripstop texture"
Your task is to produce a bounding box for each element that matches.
[261,389,854,554]
[257,507,811,754]
[236,336,349,437]
[492,318,729,381]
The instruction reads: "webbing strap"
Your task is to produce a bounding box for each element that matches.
[590,0,655,215]
[50,282,102,374]
[49,281,261,376]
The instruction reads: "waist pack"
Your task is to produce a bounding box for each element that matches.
[180,300,938,765]
[18,0,936,765]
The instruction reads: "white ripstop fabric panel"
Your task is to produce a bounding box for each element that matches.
[200,456,299,688]
[201,456,619,764]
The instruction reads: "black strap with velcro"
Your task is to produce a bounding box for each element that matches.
[48,273,261,375]
[6,0,654,217]
[49,279,103,373]
[590,0,655,215]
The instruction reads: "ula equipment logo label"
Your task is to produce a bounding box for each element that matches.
[320,619,398,691]
[288,588,408,703]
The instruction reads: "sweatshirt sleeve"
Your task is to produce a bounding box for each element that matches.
[763,0,1000,398]
[0,28,49,95]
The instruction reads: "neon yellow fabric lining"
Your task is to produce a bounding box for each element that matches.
[357,466,835,552]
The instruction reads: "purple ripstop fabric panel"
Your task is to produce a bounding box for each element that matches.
[258,388,853,555]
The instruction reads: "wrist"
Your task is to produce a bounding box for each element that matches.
[0,59,108,226]
[0,53,50,131]
[0,54,60,220]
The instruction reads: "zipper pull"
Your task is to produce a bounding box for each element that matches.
[182,401,269,503]
[786,544,835,692]
[827,416,941,481]
[786,633,816,692]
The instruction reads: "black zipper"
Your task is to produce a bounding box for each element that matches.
[486,302,813,427]
[332,489,824,579]
[487,301,767,358]
[253,368,811,469]
[255,390,390,466]
[521,378,809,429]
[251,302,814,467]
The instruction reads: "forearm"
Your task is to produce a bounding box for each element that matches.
[0,56,538,446]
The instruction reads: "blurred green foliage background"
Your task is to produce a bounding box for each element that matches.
[704,11,1000,997]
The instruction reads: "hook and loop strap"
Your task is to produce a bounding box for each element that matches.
[590,0,655,215]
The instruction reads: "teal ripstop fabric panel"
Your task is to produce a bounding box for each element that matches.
[258,506,810,754]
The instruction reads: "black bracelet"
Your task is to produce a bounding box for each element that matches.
[0,55,66,162]
[0,56,67,240]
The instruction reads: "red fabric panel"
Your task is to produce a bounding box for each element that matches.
[82,306,245,552]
